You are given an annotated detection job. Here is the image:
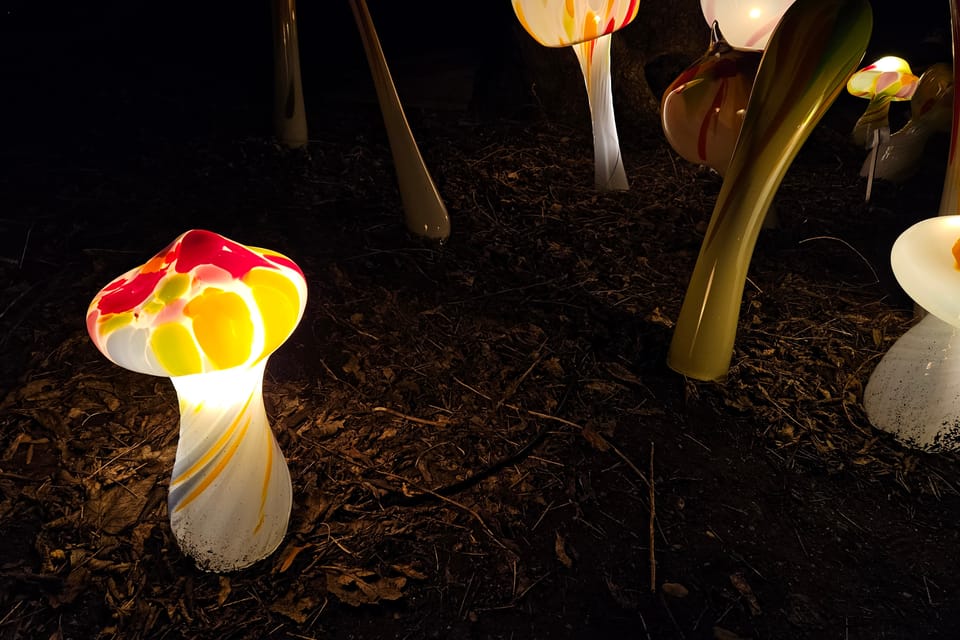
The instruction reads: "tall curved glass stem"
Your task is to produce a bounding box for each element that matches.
[168,361,292,572]
[667,0,872,381]
[573,34,629,191]
[349,0,451,242]
[271,0,308,148]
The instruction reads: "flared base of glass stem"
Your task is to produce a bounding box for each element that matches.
[168,360,292,572]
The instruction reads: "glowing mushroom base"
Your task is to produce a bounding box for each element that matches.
[169,362,293,572]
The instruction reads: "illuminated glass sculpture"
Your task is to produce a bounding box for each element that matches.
[700,0,799,51]
[862,0,960,450]
[512,0,640,191]
[272,0,308,148]
[863,217,960,450]
[350,0,451,242]
[667,0,872,381]
[846,56,918,199]
[871,62,954,185]
[661,32,760,177]
[86,229,308,571]
[847,56,918,148]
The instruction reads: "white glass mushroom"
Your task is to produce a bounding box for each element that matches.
[700,0,798,51]
[86,229,308,571]
[864,216,960,450]
[511,0,640,191]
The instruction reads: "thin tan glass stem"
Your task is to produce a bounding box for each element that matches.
[349,0,451,242]
[271,0,308,148]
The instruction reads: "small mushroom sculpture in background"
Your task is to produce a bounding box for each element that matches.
[847,56,918,148]
[511,0,640,191]
[87,229,308,572]
[845,56,919,199]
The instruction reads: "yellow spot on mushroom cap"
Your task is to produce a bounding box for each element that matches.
[98,311,134,338]
[243,267,303,361]
[151,323,203,376]
[158,273,191,303]
[184,289,254,370]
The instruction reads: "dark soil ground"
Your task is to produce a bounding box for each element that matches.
[2,3,960,639]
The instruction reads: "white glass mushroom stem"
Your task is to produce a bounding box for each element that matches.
[168,360,292,572]
[349,0,451,242]
[572,34,629,191]
[272,0,308,148]
[863,313,960,450]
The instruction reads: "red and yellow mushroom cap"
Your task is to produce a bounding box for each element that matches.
[511,0,640,48]
[87,229,307,378]
[846,56,919,102]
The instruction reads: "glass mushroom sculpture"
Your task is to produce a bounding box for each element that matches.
[847,56,918,149]
[846,56,919,199]
[700,0,798,51]
[863,216,960,450]
[511,0,640,191]
[667,0,872,381]
[661,32,760,177]
[86,229,308,572]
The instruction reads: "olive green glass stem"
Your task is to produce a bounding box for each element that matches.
[667,0,872,381]
[271,0,307,148]
[349,0,451,242]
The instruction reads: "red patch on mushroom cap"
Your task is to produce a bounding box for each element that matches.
[175,229,274,278]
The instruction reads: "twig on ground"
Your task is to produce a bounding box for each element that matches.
[373,468,511,552]
[520,407,651,489]
[371,406,449,427]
